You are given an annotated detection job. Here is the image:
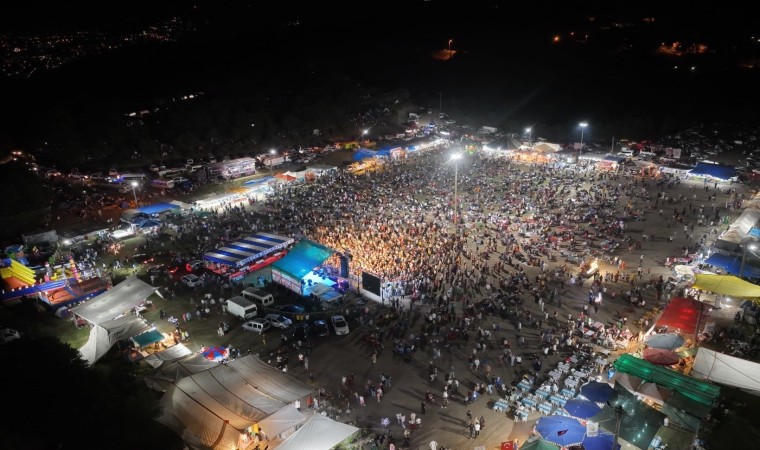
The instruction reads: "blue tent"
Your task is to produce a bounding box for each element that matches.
[580,381,617,403]
[202,233,294,267]
[689,162,736,180]
[353,148,378,161]
[131,329,164,347]
[535,416,586,447]
[136,202,180,215]
[582,432,620,450]
[272,240,335,281]
[563,398,602,419]
[704,253,760,278]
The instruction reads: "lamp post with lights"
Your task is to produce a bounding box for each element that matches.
[578,122,588,161]
[526,127,532,147]
[268,148,276,175]
[130,181,139,205]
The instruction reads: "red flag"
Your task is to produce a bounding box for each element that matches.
[501,442,515,450]
[557,429,568,436]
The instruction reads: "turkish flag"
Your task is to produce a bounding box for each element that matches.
[501,442,515,450]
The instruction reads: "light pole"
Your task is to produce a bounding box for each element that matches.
[269,148,276,175]
[450,153,462,230]
[525,127,532,147]
[740,244,757,278]
[362,129,369,143]
[578,122,588,161]
[130,181,139,205]
[448,39,453,53]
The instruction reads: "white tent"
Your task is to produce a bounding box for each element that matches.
[157,355,312,450]
[78,316,150,365]
[691,347,760,395]
[143,344,194,368]
[70,276,160,325]
[274,412,359,450]
[719,208,760,244]
[145,353,221,392]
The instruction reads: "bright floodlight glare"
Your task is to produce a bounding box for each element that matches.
[363,129,369,135]
[269,148,276,155]
[450,153,462,161]
[750,244,758,251]
[525,127,532,132]
[579,122,588,128]
[131,181,138,187]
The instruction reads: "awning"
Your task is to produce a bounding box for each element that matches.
[704,253,760,278]
[274,413,359,450]
[655,297,706,335]
[203,232,294,267]
[136,202,180,215]
[692,274,760,298]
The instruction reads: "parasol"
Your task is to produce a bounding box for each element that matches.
[535,416,587,447]
[201,345,229,362]
[580,381,617,403]
[643,348,681,366]
[581,432,621,450]
[563,398,602,419]
[644,333,685,350]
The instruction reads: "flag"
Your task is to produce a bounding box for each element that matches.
[501,442,515,450]
[557,429,568,436]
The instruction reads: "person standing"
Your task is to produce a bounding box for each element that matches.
[429,440,439,450]
[421,401,426,414]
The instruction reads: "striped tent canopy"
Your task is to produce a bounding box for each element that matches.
[203,233,294,268]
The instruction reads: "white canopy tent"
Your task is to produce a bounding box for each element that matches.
[274,412,359,450]
[70,276,160,325]
[143,343,194,369]
[719,208,760,244]
[691,347,760,395]
[78,315,150,365]
[157,355,312,450]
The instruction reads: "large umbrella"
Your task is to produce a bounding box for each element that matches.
[201,345,229,362]
[636,382,672,405]
[582,432,621,450]
[644,333,685,350]
[610,372,644,393]
[643,348,680,366]
[563,398,602,419]
[535,416,587,447]
[580,381,616,403]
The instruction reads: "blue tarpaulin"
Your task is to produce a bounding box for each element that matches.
[132,329,164,347]
[353,148,378,161]
[689,162,736,180]
[272,240,335,281]
[203,232,294,267]
[136,203,180,215]
[704,253,760,278]
[535,416,586,447]
[243,176,274,186]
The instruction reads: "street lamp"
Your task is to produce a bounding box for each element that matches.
[578,122,588,161]
[130,180,139,205]
[448,39,453,53]
[525,127,532,147]
[269,148,276,175]
[740,243,758,278]
[450,153,462,230]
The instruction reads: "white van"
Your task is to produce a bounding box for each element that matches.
[241,287,275,308]
[619,147,634,157]
[151,179,175,189]
[638,151,656,158]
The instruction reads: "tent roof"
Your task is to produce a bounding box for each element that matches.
[306,164,338,172]
[158,355,313,450]
[137,202,180,215]
[693,274,760,298]
[704,253,760,278]
[691,347,760,395]
[272,239,335,281]
[70,276,159,325]
[242,176,274,186]
[132,329,165,347]
[353,148,378,161]
[614,354,720,406]
[78,315,150,365]
[690,162,736,180]
[719,208,760,243]
[202,232,293,267]
[655,297,706,335]
[519,438,560,450]
[143,344,193,368]
[591,387,665,448]
[274,413,359,450]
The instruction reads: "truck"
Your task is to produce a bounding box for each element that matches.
[226,296,258,320]
[260,155,286,168]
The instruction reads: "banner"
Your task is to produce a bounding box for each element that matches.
[587,421,599,437]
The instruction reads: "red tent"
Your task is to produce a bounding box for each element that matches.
[655,297,705,335]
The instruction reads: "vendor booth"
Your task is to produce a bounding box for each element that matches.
[271,240,337,296]
[202,233,294,279]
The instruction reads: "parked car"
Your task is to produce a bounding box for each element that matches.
[293,322,311,341]
[185,260,204,272]
[331,315,349,336]
[312,319,329,337]
[181,274,202,288]
[276,304,306,315]
[265,314,293,329]
[242,318,270,334]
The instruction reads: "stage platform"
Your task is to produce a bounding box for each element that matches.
[301,271,336,296]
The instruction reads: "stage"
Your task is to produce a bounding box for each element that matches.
[301,271,337,297]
